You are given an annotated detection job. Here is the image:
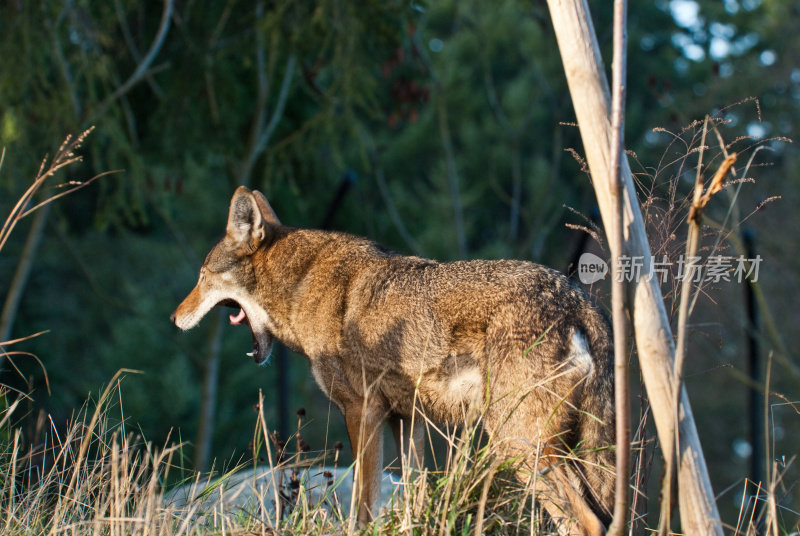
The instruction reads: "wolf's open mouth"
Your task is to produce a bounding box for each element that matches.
[225,303,270,364]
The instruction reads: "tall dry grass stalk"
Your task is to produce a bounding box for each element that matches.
[0,128,112,254]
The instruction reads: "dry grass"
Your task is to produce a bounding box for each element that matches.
[2,378,797,535]
[0,378,560,536]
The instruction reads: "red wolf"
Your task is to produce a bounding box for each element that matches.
[171,186,615,535]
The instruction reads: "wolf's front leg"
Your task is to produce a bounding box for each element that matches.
[344,400,385,524]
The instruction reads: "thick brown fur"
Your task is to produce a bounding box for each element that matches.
[171,186,615,535]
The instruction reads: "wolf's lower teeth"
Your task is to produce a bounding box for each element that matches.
[246,351,254,357]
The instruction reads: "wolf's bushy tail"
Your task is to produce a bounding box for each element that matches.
[577,306,616,525]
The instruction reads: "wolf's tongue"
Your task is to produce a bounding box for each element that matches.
[227,308,263,362]
[229,308,247,325]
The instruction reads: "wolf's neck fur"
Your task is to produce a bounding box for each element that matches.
[252,227,393,356]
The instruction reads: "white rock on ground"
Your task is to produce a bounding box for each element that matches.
[163,465,401,519]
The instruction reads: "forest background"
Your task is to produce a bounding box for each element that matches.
[1,0,798,524]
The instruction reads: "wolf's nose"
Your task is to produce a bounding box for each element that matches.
[169,311,177,325]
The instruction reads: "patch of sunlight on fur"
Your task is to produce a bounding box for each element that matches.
[446,367,483,409]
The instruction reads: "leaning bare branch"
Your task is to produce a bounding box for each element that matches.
[367,142,424,256]
[113,0,164,98]
[240,54,297,187]
[255,55,297,163]
[91,0,174,119]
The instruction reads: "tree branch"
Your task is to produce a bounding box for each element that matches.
[113,0,165,99]
[90,0,174,120]
[607,0,631,534]
[239,53,297,188]
[436,94,468,259]
[0,205,51,363]
[367,143,424,256]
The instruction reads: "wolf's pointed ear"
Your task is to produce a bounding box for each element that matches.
[252,190,281,226]
[227,186,273,252]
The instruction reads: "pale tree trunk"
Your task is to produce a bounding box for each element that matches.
[193,310,225,473]
[0,205,51,363]
[545,0,723,533]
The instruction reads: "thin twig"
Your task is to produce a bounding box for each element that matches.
[659,115,710,536]
[240,53,297,187]
[367,143,424,256]
[0,128,95,252]
[19,171,120,220]
[607,0,630,534]
[411,29,467,258]
[113,0,165,98]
